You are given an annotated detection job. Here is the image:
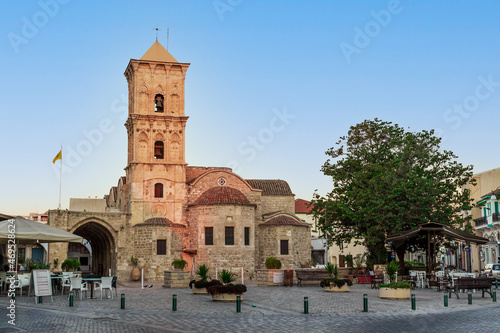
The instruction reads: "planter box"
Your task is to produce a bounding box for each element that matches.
[192,286,208,294]
[257,269,286,286]
[324,284,350,292]
[163,270,191,288]
[379,287,411,299]
[211,293,244,302]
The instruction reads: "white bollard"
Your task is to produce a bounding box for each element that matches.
[141,269,144,289]
[241,267,244,285]
[109,268,111,277]
[215,267,218,280]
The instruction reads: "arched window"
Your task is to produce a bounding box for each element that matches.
[154,141,164,159]
[154,183,163,198]
[155,94,164,112]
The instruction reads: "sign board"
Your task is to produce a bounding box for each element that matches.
[273,273,283,284]
[33,269,52,297]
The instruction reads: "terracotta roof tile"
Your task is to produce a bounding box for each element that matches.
[135,217,185,227]
[295,199,311,213]
[192,187,252,206]
[261,214,309,227]
[245,179,294,196]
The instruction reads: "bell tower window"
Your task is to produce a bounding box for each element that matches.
[154,141,164,159]
[154,183,163,198]
[155,94,164,112]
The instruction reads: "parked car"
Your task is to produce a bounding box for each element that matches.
[487,263,500,280]
[482,263,493,275]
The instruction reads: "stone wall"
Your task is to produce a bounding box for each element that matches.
[257,224,311,269]
[260,195,295,215]
[187,205,256,274]
[133,225,186,281]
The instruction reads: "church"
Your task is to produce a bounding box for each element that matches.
[48,41,311,281]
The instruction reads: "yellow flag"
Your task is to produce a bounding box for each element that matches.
[52,149,62,164]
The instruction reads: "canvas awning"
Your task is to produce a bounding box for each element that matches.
[0,216,83,244]
[387,222,488,245]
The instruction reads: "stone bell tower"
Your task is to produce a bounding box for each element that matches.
[124,41,190,225]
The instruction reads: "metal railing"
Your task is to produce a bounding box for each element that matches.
[474,216,488,227]
[493,213,500,222]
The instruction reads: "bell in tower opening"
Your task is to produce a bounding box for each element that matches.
[155,94,164,112]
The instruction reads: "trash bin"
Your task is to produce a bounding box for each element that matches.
[284,269,294,287]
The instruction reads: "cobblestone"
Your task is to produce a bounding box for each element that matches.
[0,283,498,332]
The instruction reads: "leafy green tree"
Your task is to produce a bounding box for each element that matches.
[310,119,475,268]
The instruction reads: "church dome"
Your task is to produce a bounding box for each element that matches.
[193,187,252,206]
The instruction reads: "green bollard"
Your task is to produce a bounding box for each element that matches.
[69,291,74,307]
[236,295,241,313]
[304,296,309,314]
[411,294,416,310]
[38,296,43,304]
[363,294,368,312]
[443,292,448,307]
[11,293,15,301]
[172,294,177,311]
[493,288,496,303]
[468,291,472,305]
[121,294,125,309]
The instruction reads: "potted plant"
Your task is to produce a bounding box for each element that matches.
[188,264,222,294]
[61,258,81,272]
[172,259,187,270]
[207,269,247,302]
[130,255,140,281]
[379,261,411,299]
[320,263,353,292]
[53,258,59,272]
[265,257,282,269]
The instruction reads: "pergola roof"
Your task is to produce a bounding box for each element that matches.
[387,222,488,245]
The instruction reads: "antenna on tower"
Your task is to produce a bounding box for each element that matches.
[167,26,169,50]
[155,26,159,41]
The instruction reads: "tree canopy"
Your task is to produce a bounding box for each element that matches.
[310,119,475,265]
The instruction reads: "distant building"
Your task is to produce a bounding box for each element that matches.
[48,41,311,281]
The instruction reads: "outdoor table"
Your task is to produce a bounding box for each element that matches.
[50,276,63,294]
[82,277,102,299]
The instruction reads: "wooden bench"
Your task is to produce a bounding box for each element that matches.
[295,270,330,287]
[447,277,495,299]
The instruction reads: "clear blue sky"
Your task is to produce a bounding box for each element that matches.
[1,0,500,215]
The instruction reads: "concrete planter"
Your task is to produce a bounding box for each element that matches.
[324,284,350,292]
[211,293,244,302]
[192,286,208,294]
[379,287,411,299]
[163,270,191,288]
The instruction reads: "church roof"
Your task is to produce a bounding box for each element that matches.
[245,179,294,196]
[295,199,311,213]
[140,41,178,63]
[261,214,309,227]
[192,187,253,206]
[135,217,185,227]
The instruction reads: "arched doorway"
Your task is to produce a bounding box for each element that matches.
[71,221,115,276]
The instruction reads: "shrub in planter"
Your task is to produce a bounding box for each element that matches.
[61,258,80,272]
[379,262,411,299]
[171,259,187,270]
[320,263,352,291]
[189,279,222,289]
[189,264,222,291]
[206,269,247,300]
[265,257,282,269]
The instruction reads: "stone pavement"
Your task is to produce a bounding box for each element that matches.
[0,282,498,332]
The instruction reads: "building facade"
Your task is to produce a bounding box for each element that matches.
[48,41,310,281]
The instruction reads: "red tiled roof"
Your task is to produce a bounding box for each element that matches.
[482,188,500,198]
[135,217,185,227]
[295,199,311,213]
[192,187,252,206]
[261,214,309,227]
[245,179,293,196]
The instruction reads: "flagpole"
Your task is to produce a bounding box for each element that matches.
[59,144,62,209]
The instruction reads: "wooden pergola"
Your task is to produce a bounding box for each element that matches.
[387,222,488,274]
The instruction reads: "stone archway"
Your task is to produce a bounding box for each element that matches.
[71,221,116,276]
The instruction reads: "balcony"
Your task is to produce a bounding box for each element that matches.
[474,216,488,227]
[493,213,500,222]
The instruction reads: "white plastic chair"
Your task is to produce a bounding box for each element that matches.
[416,271,429,289]
[61,272,72,295]
[94,277,113,300]
[11,274,31,297]
[69,277,88,300]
